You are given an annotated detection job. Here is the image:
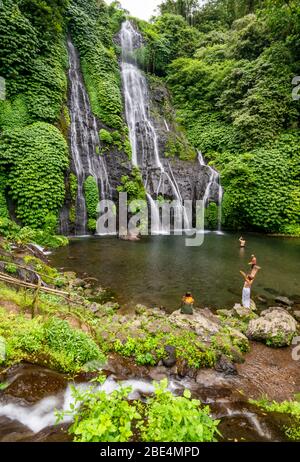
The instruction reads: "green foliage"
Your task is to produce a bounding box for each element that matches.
[162,1,300,234]
[84,176,99,225]
[205,202,218,230]
[87,218,97,233]
[165,134,196,161]
[18,226,69,249]
[98,327,217,369]
[44,317,105,367]
[0,217,21,240]
[57,378,220,442]
[0,0,68,233]
[67,1,124,129]
[220,134,300,233]
[0,216,68,250]
[0,96,32,131]
[139,379,220,442]
[69,173,78,202]
[25,40,68,124]
[18,0,70,51]
[0,123,69,228]
[0,308,105,373]
[0,2,68,126]
[0,171,9,218]
[250,397,300,441]
[117,168,146,202]
[250,398,300,418]
[0,4,39,97]
[57,383,141,442]
[99,129,113,145]
[4,263,17,274]
[23,255,64,285]
[134,14,200,75]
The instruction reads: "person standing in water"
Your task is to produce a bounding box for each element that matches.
[249,254,257,270]
[239,236,246,248]
[240,272,254,309]
[248,254,261,279]
[181,292,195,315]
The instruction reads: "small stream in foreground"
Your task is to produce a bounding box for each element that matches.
[0,342,299,442]
[1,233,298,442]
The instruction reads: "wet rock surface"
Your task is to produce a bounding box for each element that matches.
[246,307,298,346]
[293,310,300,322]
[214,355,237,376]
[275,296,294,307]
[0,340,299,443]
[1,364,67,404]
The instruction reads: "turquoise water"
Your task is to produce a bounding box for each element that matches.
[51,232,300,311]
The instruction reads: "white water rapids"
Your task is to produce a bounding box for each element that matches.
[0,377,179,433]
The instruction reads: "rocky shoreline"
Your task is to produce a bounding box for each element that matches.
[0,239,299,378]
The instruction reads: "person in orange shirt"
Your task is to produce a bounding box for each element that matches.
[181,292,195,315]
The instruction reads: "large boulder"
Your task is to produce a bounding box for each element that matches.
[246,307,297,347]
[169,309,221,341]
[218,304,258,321]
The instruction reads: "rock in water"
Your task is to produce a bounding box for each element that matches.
[162,345,176,368]
[275,296,294,306]
[293,311,300,323]
[246,307,297,347]
[214,355,237,376]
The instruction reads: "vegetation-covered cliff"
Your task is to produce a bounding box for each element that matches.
[0,0,299,241]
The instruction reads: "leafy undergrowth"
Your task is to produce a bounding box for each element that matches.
[0,278,249,373]
[0,307,105,374]
[250,397,300,441]
[0,217,68,249]
[109,332,217,368]
[56,378,220,442]
[94,309,249,369]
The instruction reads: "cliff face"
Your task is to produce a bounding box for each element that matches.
[144,74,219,204]
[61,22,221,235]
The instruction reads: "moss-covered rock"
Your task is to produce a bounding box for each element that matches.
[246,307,298,347]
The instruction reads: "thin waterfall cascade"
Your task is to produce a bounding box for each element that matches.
[198,151,223,231]
[164,119,170,132]
[67,39,112,235]
[120,20,190,233]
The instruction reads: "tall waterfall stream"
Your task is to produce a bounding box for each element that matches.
[67,39,112,235]
[120,20,191,233]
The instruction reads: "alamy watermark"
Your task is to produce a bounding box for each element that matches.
[292,336,300,361]
[292,76,300,101]
[96,193,210,247]
[0,77,5,101]
[0,336,5,363]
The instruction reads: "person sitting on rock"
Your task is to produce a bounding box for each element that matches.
[181,292,194,315]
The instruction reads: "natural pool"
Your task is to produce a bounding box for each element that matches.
[50,232,300,311]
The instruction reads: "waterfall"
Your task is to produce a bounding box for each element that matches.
[120,21,189,234]
[164,119,170,132]
[67,39,112,235]
[217,177,223,232]
[198,151,223,231]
